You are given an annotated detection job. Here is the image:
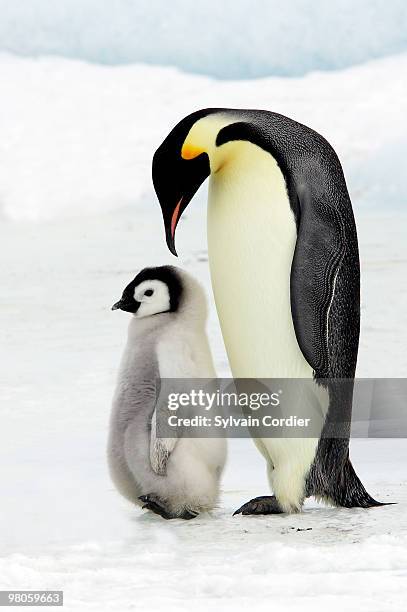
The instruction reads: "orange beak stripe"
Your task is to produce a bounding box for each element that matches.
[171,198,182,239]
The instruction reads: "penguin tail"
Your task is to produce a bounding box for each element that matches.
[327,458,393,509]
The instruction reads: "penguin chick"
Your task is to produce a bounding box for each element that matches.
[108,265,226,520]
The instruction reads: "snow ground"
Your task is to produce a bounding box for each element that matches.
[1,206,407,611]
[0,53,407,610]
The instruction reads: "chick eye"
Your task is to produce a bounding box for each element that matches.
[144,289,154,297]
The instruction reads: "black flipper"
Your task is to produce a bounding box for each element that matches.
[291,172,385,506]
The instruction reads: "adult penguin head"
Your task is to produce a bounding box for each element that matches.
[152,108,238,256]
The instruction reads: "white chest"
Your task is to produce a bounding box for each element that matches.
[207,141,313,379]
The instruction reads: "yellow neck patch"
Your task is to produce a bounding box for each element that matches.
[181,143,205,160]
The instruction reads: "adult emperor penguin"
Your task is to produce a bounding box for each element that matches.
[108,265,226,519]
[152,108,385,514]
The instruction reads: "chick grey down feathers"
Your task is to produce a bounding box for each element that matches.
[108,266,226,519]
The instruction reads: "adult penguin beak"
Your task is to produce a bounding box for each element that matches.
[166,197,184,257]
[111,300,123,311]
[152,136,210,257]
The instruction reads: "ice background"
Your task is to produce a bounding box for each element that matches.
[1,0,407,78]
[0,1,407,611]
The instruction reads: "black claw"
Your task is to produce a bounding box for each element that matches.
[139,494,171,519]
[233,495,284,516]
[139,493,198,520]
[181,509,199,520]
[143,500,172,519]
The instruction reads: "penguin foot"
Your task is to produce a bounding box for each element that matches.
[139,494,199,520]
[233,495,284,516]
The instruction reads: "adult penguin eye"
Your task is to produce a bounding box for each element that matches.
[144,289,154,297]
